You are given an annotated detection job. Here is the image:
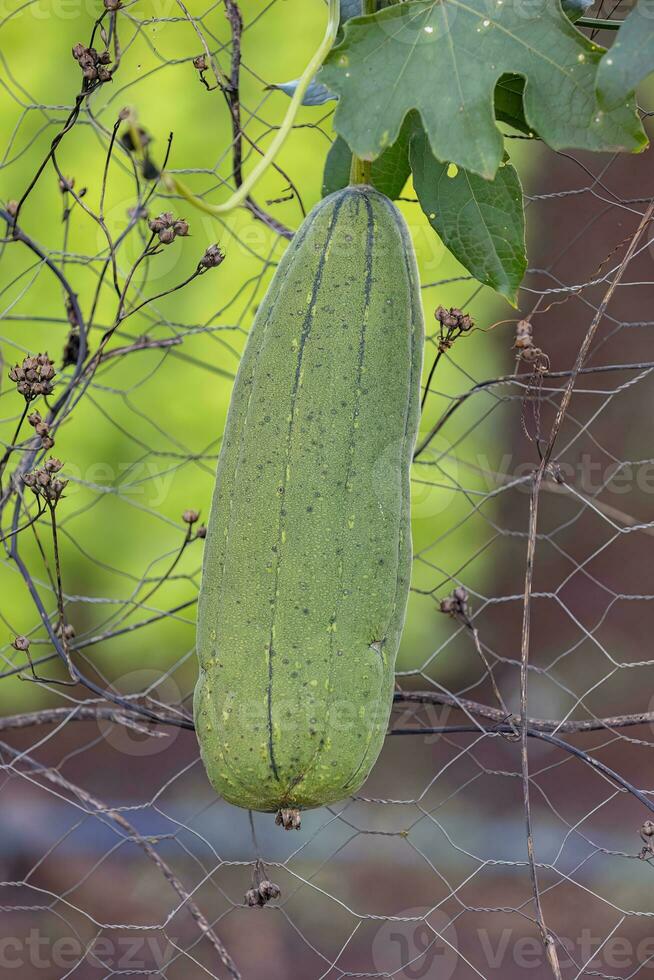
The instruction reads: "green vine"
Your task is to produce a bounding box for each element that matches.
[165,0,340,217]
[348,0,377,184]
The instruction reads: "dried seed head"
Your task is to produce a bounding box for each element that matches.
[158,226,175,245]
[148,215,168,233]
[183,509,200,525]
[173,219,189,237]
[12,635,30,652]
[58,176,75,193]
[440,586,469,619]
[514,319,533,350]
[193,54,208,71]
[199,244,225,269]
[245,888,262,908]
[195,524,207,539]
[275,808,301,831]
[23,460,67,504]
[27,409,54,448]
[641,821,654,840]
[434,306,474,352]
[258,880,281,902]
[639,821,654,859]
[104,0,122,10]
[7,200,18,217]
[9,353,56,401]
[72,43,112,84]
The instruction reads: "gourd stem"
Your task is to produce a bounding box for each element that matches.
[348,0,376,186]
[349,155,372,186]
[164,0,340,217]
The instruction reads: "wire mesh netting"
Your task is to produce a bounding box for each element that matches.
[1,1,654,977]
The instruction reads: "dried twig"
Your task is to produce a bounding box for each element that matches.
[0,740,241,979]
[517,201,654,977]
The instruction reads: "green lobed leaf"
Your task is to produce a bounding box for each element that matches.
[322,114,415,199]
[320,0,647,179]
[597,2,654,110]
[494,75,534,138]
[410,130,526,302]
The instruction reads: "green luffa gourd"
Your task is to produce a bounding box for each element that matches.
[195,185,424,821]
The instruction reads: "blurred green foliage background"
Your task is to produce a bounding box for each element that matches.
[0,0,529,712]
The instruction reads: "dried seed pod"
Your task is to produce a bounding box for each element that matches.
[275,808,301,831]
[199,244,225,269]
[158,227,176,245]
[9,354,56,400]
[258,880,281,902]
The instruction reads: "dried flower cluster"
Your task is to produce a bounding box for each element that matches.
[199,244,225,270]
[22,458,68,505]
[148,212,189,245]
[9,353,56,401]
[640,820,654,860]
[434,306,474,353]
[514,318,548,366]
[440,586,469,619]
[245,879,281,908]
[72,43,112,84]
[27,410,54,450]
[275,807,301,830]
[11,635,30,653]
[435,306,474,332]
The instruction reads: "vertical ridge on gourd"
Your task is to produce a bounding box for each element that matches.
[195,185,424,817]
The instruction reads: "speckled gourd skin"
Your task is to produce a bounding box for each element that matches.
[195,185,424,813]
